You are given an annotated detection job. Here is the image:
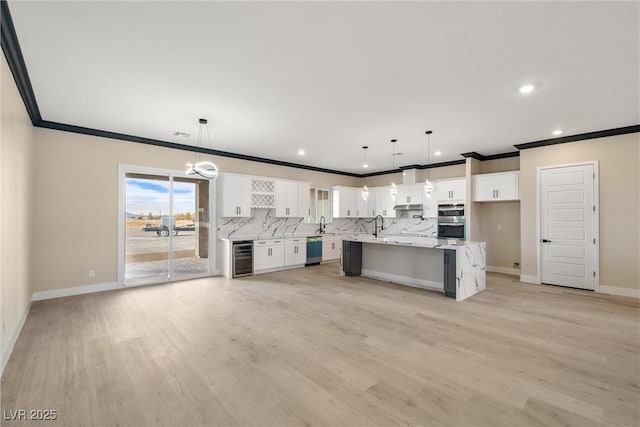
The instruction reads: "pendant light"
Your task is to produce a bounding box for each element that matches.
[390,139,398,199]
[361,146,370,200]
[186,118,219,180]
[362,145,369,169]
[424,130,434,198]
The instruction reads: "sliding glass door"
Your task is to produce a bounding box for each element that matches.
[121,168,212,286]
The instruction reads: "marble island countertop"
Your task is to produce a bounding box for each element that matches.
[341,234,483,250]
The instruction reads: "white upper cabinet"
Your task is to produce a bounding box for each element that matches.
[374,186,396,218]
[218,173,252,217]
[356,187,373,218]
[275,180,309,217]
[437,178,466,203]
[396,183,424,205]
[297,182,310,218]
[332,186,358,218]
[473,171,520,202]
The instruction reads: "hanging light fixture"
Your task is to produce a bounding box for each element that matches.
[390,139,398,199]
[186,118,219,180]
[362,185,369,201]
[362,145,369,168]
[424,130,434,198]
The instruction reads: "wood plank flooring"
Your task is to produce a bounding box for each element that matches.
[2,264,639,426]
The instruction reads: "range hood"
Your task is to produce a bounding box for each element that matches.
[393,203,423,211]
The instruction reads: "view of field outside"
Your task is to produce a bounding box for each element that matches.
[125,174,209,285]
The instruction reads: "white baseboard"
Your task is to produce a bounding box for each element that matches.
[520,274,540,284]
[597,285,640,299]
[361,269,444,292]
[487,266,520,276]
[31,281,121,302]
[1,301,31,376]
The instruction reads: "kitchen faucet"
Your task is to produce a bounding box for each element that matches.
[319,215,326,234]
[373,215,384,237]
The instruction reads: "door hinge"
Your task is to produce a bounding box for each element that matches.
[593,173,595,179]
[593,271,596,277]
[593,205,596,212]
[593,238,596,244]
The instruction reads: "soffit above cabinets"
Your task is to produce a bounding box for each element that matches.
[6,1,640,174]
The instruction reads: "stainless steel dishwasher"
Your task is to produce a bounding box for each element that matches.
[232,241,253,277]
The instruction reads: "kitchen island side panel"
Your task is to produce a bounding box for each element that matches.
[361,243,444,291]
[456,242,487,301]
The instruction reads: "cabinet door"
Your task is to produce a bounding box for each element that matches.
[437,181,453,201]
[297,183,310,218]
[396,185,410,205]
[356,187,370,217]
[451,180,466,201]
[270,241,285,268]
[253,243,270,271]
[473,175,496,201]
[496,173,519,200]
[333,187,357,218]
[220,174,252,217]
[322,239,339,261]
[275,180,298,217]
[285,239,306,266]
[375,186,395,217]
[407,183,424,205]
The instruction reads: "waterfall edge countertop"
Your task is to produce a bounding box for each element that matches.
[340,234,487,301]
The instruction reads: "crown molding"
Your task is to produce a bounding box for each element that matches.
[514,125,640,150]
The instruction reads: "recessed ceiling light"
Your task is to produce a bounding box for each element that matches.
[434,151,442,156]
[519,84,535,94]
[298,149,305,156]
[552,129,563,136]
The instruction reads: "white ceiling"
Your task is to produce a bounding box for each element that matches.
[8,1,639,174]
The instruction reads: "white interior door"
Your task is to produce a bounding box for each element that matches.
[540,164,596,290]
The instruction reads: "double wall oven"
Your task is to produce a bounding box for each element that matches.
[437,204,465,240]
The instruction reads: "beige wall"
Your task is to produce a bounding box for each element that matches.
[1,56,34,368]
[30,128,359,293]
[472,157,522,271]
[520,133,640,289]
[362,163,466,187]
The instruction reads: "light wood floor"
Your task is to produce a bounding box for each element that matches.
[2,265,639,426]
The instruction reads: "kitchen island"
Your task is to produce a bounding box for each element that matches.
[340,235,486,301]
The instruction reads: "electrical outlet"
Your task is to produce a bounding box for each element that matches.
[88,270,95,278]
[497,224,502,231]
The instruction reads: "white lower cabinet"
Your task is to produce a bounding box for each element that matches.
[322,237,341,261]
[285,238,307,266]
[253,239,285,272]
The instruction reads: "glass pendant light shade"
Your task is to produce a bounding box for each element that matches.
[424,179,434,198]
[390,182,397,198]
[187,161,219,180]
[186,118,220,180]
[362,185,369,201]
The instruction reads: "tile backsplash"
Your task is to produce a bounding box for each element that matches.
[217,209,437,239]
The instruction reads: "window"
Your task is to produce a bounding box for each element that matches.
[306,188,331,224]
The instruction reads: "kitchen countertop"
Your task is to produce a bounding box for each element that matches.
[218,233,357,242]
[341,234,483,250]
